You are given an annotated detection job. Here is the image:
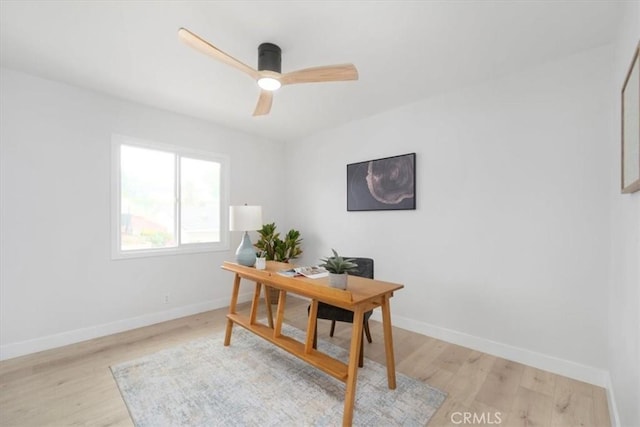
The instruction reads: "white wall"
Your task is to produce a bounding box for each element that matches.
[0,68,287,359]
[285,46,613,385]
[607,2,640,426]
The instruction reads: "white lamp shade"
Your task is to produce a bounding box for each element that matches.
[229,205,263,231]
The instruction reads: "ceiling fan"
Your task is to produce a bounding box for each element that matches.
[178,28,359,116]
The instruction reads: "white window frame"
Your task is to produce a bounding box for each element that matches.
[111,134,230,259]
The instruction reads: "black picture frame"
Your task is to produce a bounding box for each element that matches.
[347,153,416,211]
[621,41,640,194]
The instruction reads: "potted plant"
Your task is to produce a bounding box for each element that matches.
[255,250,266,270]
[255,223,303,302]
[320,249,358,290]
[255,223,303,262]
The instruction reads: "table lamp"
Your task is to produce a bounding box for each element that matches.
[229,205,263,267]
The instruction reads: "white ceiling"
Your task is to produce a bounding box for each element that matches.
[0,1,624,142]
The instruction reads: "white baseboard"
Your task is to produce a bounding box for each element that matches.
[371,311,610,388]
[0,291,253,361]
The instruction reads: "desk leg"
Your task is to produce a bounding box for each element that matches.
[263,285,274,329]
[224,273,241,346]
[249,282,262,325]
[273,290,287,338]
[381,294,397,389]
[305,300,318,354]
[343,307,365,427]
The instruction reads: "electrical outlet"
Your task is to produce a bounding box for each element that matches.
[163,293,170,304]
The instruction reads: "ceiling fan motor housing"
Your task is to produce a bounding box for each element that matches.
[258,43,281,73]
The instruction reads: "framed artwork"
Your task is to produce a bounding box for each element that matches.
[622,41,640,194]
[347,153,416,211]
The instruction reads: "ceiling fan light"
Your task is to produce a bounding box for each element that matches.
[257,77,281,91]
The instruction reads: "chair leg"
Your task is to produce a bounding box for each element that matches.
[329,320,336,337]
[364,319,372,343]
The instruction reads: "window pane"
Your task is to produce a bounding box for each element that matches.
[120,145,176,250]
[180,157,221,244]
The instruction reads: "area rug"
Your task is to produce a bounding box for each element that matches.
[111,322,446,426]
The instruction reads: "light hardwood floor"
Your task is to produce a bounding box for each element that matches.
[0,297,611,426]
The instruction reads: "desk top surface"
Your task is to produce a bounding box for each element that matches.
[222,261,403,306]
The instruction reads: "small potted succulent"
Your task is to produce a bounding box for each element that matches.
[319,249,358,290]
[255,250,266,270]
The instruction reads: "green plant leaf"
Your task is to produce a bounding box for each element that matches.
[319,248,358,274]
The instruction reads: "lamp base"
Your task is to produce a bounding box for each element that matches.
[235,231,256,267]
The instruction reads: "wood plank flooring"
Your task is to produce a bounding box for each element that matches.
[0,297,611,426]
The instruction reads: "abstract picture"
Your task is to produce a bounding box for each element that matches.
[347,153,416,211]
[621,42,640,193]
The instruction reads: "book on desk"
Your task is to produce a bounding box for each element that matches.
[277,266,329,279]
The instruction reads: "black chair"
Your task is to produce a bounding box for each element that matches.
[309,257,374,367]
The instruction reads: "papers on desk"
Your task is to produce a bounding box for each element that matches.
[277,266,329,279]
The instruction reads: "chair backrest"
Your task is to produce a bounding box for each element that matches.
[346,257,374,279]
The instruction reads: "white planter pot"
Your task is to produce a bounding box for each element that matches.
[255,257,266,270]
[329,273,348,289]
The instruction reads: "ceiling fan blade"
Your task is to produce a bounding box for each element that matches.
[253,90,273,116]
[178,28,259,80]
[279,64,358,86]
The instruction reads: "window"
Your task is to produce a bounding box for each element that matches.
[112,134,229,258]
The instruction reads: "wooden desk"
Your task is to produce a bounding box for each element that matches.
[221,261,404,427]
